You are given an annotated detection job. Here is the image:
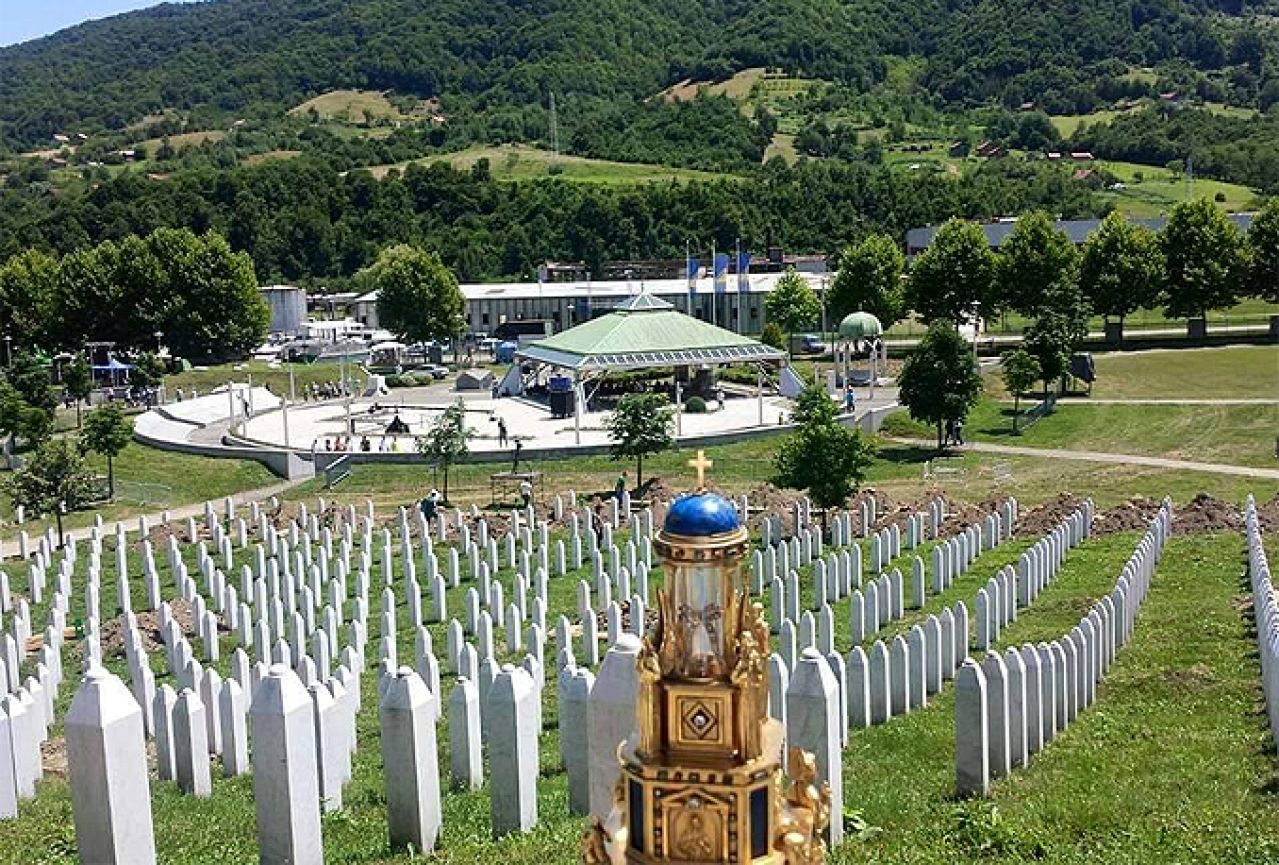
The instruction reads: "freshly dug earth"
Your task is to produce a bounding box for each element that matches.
[98,597,196,657]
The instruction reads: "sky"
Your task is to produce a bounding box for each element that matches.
[1,1,196,47]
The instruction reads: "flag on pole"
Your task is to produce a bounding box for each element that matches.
[686,255,700,295]
[713,253,730,294]
[736,249,750,293]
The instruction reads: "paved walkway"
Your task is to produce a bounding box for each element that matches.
[888,437,1279,480]
[1,478,305,560]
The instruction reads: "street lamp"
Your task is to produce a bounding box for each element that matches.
[154,331,163,353]
[4,335,11,367]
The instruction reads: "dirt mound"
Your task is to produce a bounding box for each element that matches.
[98,597,196,658]
[1252,493,1279,532]
[1016,494,1088,538]
[1172,493,1241,535]
[1093,496,1162,535]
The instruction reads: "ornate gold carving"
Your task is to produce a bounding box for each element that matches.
[581,818,612,865]
[656,587,682,678]
[775,748,831,865]
[637,637,663,759]
[730,627,767,762]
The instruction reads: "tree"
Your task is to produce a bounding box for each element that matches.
[81,402,132,498]
[995,211,1078,317]
[606,392,674,490]
[764,268,822,355]
[828,234,905,326]
[1000,348,1040,433]
[773,381,875,526]
[7,351,54,413]
[416,399,471,503]
[906,218,996,327]
[368,245,466,345]
[1246,197,1279,304]
[131,352,166,388]
[0,249,57,348]
[760,322,785,350]
[1023,312,1074,396]
[1161,198,1246,320]
[3,437,95,547]
[897,322,983,450]
[63,355,93,428]
[1079,211,1164,324]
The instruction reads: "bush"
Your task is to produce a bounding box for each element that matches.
[760,322,785,349]
[386,373,418,388]
[684,396,707,413]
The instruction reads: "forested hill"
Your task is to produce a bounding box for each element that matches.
[1,0,1273,151]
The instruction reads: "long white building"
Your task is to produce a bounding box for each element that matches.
[352,271,828,336]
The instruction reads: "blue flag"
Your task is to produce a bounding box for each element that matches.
[713,253,730,294]
[736,250,751,293]
[686,256,700,294]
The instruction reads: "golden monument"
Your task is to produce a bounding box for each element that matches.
[584,451,830,864]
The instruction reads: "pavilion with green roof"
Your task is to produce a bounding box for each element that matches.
[514,292,786,442]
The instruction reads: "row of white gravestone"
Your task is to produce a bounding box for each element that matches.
[975,505,1092,651]
[1244,496,1279,753]
[955,501,1170,797]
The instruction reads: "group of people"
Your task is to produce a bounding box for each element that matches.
[64,384,159,410]
[944,417,966,446]
[302,380,350,401]
[313,435,406,453]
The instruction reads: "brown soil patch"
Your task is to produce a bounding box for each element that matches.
[1255,494,1279,532]
[1016,493,1089,537]
[1172,493,1241,536]
[1161,662,1216,692]
[41,736,68,778]
[98,597,196,658]
[1095,496,1163,535]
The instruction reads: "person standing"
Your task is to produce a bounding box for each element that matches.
[716,386,725,412]
[954,417,965,446]
[497,417,508,448]
[512,437,523,473]
[615,471,627,502]
[519,478,532,508]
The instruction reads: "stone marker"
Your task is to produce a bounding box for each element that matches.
[65,667,157,865]
[449,677,483,791]
[172,689,212,797]
[380,667,442,854]
[560,667,595,815]
[786,649,843,847]
[252,665,324,865]
[219,679,249,777]
[587,634,640,819]
[489,664,540,837]
[955,659,989,797]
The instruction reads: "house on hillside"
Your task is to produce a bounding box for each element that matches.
[974,140,1006,158]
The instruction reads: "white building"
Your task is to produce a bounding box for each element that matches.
[352,271,829,337]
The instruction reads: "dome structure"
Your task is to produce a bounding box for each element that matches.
[838,311,884,341]
[663,491,741,537]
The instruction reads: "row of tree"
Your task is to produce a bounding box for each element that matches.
[0,228,270,359]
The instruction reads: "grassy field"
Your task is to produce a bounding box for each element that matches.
[160,360,367,401]
[132,130,226,158]
[884,394,1278,469]
[288,90,411,124]
[1097,158,1257,216]
[1089,345,1279,400]
[364,144,727,184]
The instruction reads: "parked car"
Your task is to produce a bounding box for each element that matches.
[789,333,825,355]
[422,365,449,380]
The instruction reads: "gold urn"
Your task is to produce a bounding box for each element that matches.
[584,452,829,864]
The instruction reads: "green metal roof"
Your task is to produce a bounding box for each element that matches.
[516,293,785,371]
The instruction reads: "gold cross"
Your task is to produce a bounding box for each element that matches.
[688,449,713,489]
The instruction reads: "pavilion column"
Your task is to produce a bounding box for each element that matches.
[573,371,582,446]
[674,380,683,437]
[757,366,764,426]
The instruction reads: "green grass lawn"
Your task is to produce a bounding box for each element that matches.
[364,144,729,185]
[884,397,1279,469]
[161,360,366,401]
[1089,345,1279,400]
[1098,159,1257,217]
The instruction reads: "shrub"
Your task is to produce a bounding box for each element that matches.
[684,396,707,413]
[760,321,785,349]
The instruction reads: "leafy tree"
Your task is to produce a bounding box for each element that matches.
[759,322,785,350]
[7,351,54,413]
[995,211,1078,317]
[1079,211,1164,324]
[773,380,874,526]
[906,218,996,327]
[416,399,471,503]
[63,355,93,428]
[764,268,822,355]
[1246,197,1279,304]
[606,392,674,490]
[897,322,983,450]
[368,245,466,345]
[1000,348,1041,433]
[1161,198,1247,320]
[131,352,166,388]
[829,234,905,326]
[81,402,133,498]
[3,437,95,546]
[1023,312,1074,396]
[0,249,57,348]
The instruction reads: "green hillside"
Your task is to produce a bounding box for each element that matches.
[1,0,1275,153]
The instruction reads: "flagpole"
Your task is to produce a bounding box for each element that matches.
[711,240,718,327]
[735,237,743,334]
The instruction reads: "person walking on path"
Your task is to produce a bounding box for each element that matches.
[497,417,508,448]
[615,471,627,502]
[512,437,523,473]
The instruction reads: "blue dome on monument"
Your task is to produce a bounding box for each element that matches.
[664,491,741,537]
